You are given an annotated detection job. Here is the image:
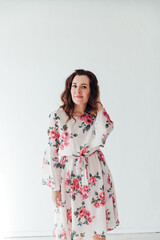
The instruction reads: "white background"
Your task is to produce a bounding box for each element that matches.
[0,0,160,238]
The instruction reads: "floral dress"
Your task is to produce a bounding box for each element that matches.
[41,106,120,240]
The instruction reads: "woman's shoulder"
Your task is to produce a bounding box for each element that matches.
[50,106,66,119]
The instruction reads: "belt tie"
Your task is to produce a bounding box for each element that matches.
[78,155,89,186]
[59,149,99,187]
[77,150,98,187]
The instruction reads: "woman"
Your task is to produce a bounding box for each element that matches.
[42,69,120,240]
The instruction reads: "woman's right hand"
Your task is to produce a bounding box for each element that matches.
[51,190,61,207]
[97,84,101,102]
[96,84,103,111]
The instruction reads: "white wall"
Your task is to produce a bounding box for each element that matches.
[0,0,160,238]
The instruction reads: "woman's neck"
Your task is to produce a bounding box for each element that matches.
[73,104,87,114]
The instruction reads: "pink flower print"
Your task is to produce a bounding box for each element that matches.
[71,186,74,195]
[55,148,59,156]
[93,234,101,238]
[88,217,93,223]
[99,190,105,200]
[107,228,113,231]
[79,114,87,121]
[64,141,69,147]
[94,201,101,208]
[62,156,67,166]
[61,131,70,141]
[86,210,91,217]
[82,185,89,193]
[98,151,105,162]
[89,176,96,185]
[79,185,83,194]
[67,209,72,221]
[112,196,115,204]
[84,115,93,124]
[65,178,70,186]
[82,192,88,200]
[106,210,109,220]
[107,176,110,185]
[67,170,70,177]
[76,238,84,240]
[47,179,52,188]
[50,129,59,139]
[102,109,113,124]
[61,230,67,240]
[53,227,56,237]
[54,119,58,124]
[79,147,87,156]
[73,178,79,189]
[78,156,83,165]
[100,199,105,206]
[60,144,64,150]
[78,208,87,218]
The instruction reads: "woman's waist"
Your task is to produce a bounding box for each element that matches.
[58,147,101,159]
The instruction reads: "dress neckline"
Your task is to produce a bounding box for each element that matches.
[73,114,85,118]
[73,109,91,118]
[60,107,91,119]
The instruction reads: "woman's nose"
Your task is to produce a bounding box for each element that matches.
[77,87,81,93]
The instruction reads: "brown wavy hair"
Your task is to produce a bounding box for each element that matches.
[58,69,100,124]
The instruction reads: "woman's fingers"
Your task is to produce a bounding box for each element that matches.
[51,190,62,207]
[59,192,61,202]
[56,198,60,207]
[56,192,62,207]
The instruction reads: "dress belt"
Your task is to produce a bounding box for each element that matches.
[58,149,99,187]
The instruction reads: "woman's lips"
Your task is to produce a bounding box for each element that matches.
[76,96,83,98]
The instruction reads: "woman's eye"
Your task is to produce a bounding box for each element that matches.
[72,85,87,88]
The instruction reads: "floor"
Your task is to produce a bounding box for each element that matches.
[4,232,160,240]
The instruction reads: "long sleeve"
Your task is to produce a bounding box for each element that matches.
[90,107,114,150]
[41,111,61,191]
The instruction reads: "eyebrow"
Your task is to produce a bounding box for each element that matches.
[72,82,88,85]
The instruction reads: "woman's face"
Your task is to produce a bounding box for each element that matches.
[71,75,91,106]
